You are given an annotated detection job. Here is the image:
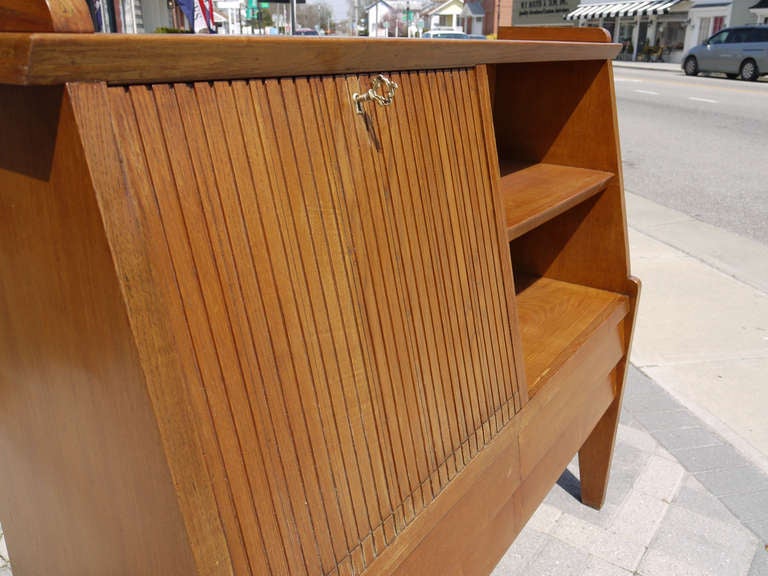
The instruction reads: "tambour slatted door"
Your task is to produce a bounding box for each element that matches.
[102,67,524,576]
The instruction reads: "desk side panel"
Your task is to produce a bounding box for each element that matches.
[0,85,197,575]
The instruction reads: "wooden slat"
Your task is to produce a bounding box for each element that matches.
[515,276,629,396]
[453,68,507,437]
[385,71,448,499]
[500,162,614,240]
[291,76,385,558]
[314,75,399,548]
[0,0,93,33]
[390,72,455,491]
[73,82,236,576]
[124,83,276,575]
[371,71,440,508]
[440,69,494,451]
[0,34,622,86]
[474,64,529,412]
[107,86,253,576]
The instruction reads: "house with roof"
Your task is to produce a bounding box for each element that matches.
[365,0,427,36]
[462,1,486,34]
[359,0,509,37]
[422,0,466,31]
[682,0,764,53]
[751,0,768,21]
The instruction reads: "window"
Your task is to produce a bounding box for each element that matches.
[697,17,711,44]
[746,27,768,42]
[712,16,725,34]
[708,30,729,44]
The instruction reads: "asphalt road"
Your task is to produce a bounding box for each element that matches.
[613,67,768,245]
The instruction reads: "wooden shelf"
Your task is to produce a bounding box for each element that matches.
[515,275,629,397]
[500,162,613,240]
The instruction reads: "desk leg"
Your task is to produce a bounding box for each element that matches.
[578,370,622,510]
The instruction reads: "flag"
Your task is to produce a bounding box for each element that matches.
[194,0,217,33]
[177,0,195,30]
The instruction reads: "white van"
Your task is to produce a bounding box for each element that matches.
[682,26,768,81]
[422,30,468,39]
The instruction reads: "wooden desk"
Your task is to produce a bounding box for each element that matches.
[0,4,639,574]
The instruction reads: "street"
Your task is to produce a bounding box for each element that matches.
[614,66,768,245]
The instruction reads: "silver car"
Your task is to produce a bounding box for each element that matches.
[682,26,768,81]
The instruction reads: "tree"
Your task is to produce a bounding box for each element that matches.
[381,11,406,37]
[296,1,333,32]
[247,8,274,33]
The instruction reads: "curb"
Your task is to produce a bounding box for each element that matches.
[613,61,682,74]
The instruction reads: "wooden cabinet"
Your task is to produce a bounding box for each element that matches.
[0,5,638,575]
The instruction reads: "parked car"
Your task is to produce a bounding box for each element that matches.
[422,30,468,39]
[294,28,319,36]
[682,25,768,81]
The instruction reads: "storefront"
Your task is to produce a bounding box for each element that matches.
[564,0,689,61]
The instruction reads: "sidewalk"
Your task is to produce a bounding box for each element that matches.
[613,60,682,74]
[491,193,768,575]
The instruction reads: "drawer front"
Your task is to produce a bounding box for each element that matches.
[108,68,521,575]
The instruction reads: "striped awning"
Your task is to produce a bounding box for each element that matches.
[564,0,680,19]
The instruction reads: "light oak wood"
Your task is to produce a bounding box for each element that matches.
[0,34,621,86]
[0,8,639,576]
[0,84,200,576]
[0,0,93,33]
[515,275,629,396]
[500,162,614,240]
[498,25,612,43]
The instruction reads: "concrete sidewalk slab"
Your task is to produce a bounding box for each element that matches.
[626,193,768,294]
[492,367,768,576]
[626,192,768,473]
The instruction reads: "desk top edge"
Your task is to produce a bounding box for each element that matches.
[0,34,620,86]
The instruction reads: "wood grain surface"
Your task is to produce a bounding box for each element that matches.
[0,0,93,33]
[0,17,640,575]
[515,276,629,396]
[96,67,522,575]
[500,162,614,240]
[498,25,612,43]
[0,84,198,576]
[0,34,622,86]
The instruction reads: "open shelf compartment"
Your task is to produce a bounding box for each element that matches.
[514,274,630,397]
[500,162,614,241]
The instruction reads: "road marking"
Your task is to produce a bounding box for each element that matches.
[688,96,719,103]
[615,78,642,83]
[634,89,660,95]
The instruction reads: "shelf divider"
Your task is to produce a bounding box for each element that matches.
[515,274,629,397]
[500,162,613,240]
